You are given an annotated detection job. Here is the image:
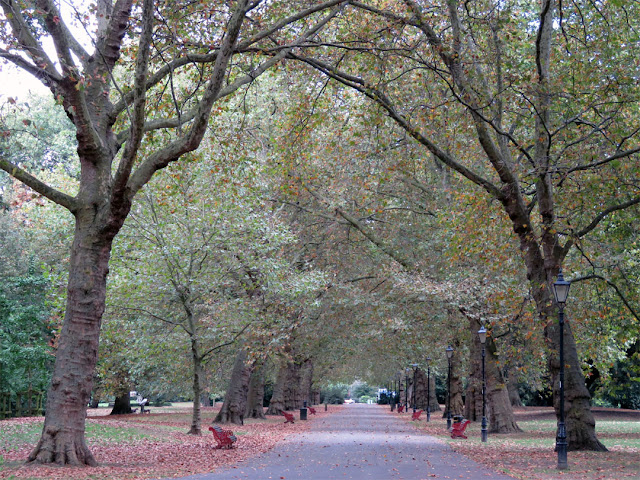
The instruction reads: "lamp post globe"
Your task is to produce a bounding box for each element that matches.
[553,269,571,470]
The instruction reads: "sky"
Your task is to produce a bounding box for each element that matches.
[0,64,50,100]
[1,0,91,101]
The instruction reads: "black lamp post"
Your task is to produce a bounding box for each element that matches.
[405,368,409,411]
[410,364,418,412]
[478,325,488,442]
[426,357,431,422]
[446,345,454,429]
[553,269,571,470]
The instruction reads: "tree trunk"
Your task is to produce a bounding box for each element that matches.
[299,359,313,406]
[465,318,520,433]
[266,356,302,414]
[285,360,302,410]
[188,335,203,435]
[546,314,606,451]
[28,231,113,466]
[507,374,523,407]
[245,361,266,419]
[110,392,132,415]
[266,361,287,415]
[414,369,428,410]
[214,349,252,425]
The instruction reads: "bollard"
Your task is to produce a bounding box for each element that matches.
[325,402,328,411]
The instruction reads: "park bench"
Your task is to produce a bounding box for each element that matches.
[208,425,237,449]
[450,419,471,439]
[308,406,317,415]
[411,409,423,421]
[281,411,295,423]
[397,405,404,413]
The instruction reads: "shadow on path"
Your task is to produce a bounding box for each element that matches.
[154,404,514,479]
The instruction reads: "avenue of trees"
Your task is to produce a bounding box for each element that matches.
[1,0,639,467]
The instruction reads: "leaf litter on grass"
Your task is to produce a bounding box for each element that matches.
[0,405,343,480]
[396,406,640,480]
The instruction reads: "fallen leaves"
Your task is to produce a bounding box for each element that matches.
[0,405,341,480]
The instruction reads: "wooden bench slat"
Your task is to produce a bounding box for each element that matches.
[209,425,237,449]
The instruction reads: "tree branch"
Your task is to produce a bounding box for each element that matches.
[0,157,77,212]
[571,274,640,323]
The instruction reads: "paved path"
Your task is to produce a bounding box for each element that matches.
[161,404,514,480]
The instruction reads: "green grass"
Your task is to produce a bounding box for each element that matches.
[449,418,640,450]
[84,422,149,444]
[0,422,43,450]
[0,419,173,451]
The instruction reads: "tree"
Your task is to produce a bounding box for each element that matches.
[0,0,345,465]
[290,0,640,450]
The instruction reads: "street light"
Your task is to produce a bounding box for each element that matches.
[553,269,571,470]
[478,325,488,442]
[446,345,454,429]
[396,371,401,411]
[405,367,410,411]
[410,364,419,413]
[426,357,431,422]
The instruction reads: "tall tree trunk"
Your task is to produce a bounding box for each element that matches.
[215,349,252,425]
[266,354,302,414]
[547,311,605,451]
[465,317,520,433]
[284,360,302,410]
[266,360,288,415]
[506,371,523,407]
[428,370,440,412]
[485,342,521,433]
[110,391,132,415]
[245,361,266,419]
[299,359,313,406]
[188,335,203,435]
[414,368,439,411]
[28,231,113,466]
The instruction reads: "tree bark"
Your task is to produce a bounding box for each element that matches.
[507,373,523,407]
[266,354,302,414]
[110,391,132,415]
[214,348,252,425]
[245,361,266,419]
[465,318,520,433]
[28,229,114,466]
[188,334,203,435]
[266,360,288,415]
[284,360,302,410]
[299,359,314,406]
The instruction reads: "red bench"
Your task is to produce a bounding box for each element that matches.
[397,405,404,413]
[281,411,295,423]
[208,425,237,449]
[451,419,471,439]
[308,406,317,415]
[411,409,423,421]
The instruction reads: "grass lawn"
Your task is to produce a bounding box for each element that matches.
[2,404,638,480]
[403,406,640,480]
[0,403,335,480]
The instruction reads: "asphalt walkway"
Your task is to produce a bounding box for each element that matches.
[161,403,514,480]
